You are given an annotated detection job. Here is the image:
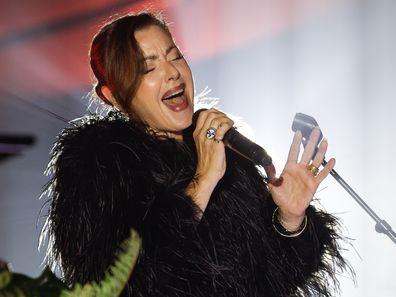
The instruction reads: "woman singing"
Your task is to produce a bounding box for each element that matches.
[43,11,347,297]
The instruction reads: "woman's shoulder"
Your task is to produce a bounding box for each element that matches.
[46,112,153,175]
[59,111,145,144]
[55,111,150,152]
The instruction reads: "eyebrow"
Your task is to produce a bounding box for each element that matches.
[144,45,177,61]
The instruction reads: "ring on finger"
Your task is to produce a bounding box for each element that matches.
[206,127,217,140]
[307,164,319,176]
[213,138,222,143]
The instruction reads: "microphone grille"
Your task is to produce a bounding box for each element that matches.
[292,112,323,141]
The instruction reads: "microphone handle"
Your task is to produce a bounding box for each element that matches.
[191,108,282,186]
[223,128,272,167]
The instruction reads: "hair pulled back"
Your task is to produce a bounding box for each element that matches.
[90,12,171,112]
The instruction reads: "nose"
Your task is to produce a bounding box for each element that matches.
[163,61,181,81]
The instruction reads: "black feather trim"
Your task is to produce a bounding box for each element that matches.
[42,112,351,297]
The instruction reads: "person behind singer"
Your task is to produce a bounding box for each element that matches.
[42,11,348,297]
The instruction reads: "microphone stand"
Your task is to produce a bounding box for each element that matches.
[294,111,396,245]
[321,158,396,245]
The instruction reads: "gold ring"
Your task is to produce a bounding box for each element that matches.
[307,164,319,176]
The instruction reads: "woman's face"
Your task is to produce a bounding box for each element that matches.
[130,25,194,140]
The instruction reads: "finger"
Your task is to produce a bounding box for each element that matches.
[300,127,321,165]
[209,117,234,141]
[316,157,335,183]
[200,109,225,129]
[193,110,210,133]
[194,108,219,137]
[287,130,302,163]
[310,138,328,168]
[200,110,233,140]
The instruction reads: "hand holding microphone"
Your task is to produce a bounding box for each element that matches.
[188,108,335,227]
[192,108,281,185]
[185,108,234,214]
[194,109,334,230]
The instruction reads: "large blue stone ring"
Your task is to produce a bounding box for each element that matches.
[206,127,217,140]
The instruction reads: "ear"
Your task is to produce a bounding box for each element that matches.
[101,86,122,110]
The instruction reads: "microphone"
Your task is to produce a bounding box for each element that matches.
[222,127,273,167]
[292,112,327,167]
[191,109,282,186]
[291,113,323,146]
[190,109,283,186]
[192,109,272,167]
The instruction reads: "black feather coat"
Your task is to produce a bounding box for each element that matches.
[43,112,347,297]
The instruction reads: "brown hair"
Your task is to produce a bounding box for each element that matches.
[90,12,171,112]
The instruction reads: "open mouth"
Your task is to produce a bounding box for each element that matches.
[162,83,186,104]
[162,89,185,104]
[161,83,189,112]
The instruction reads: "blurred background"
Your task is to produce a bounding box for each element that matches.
[0,0,395,296]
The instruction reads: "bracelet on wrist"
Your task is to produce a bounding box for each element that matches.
[272,207,307,238]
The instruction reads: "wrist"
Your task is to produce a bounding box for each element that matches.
[278,209,306,231]
[272,207,308,237]
[186,175,216,213]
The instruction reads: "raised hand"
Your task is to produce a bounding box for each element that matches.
[268,128,335,231]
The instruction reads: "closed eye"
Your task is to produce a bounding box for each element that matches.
[172,53,184,61]
[168,46,184,61]
[143,68,155,74]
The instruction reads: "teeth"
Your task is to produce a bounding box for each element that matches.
[163,89,184,100]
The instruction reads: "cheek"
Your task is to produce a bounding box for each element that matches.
[132,79,160,108]
[180,65,193,90]
[180,61,192,78]
[184,68,193,82]
[139,77,161,98]
[146,78,161,90]
[131,83,162,123]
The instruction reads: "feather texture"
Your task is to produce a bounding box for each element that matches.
[42,111,350,297]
